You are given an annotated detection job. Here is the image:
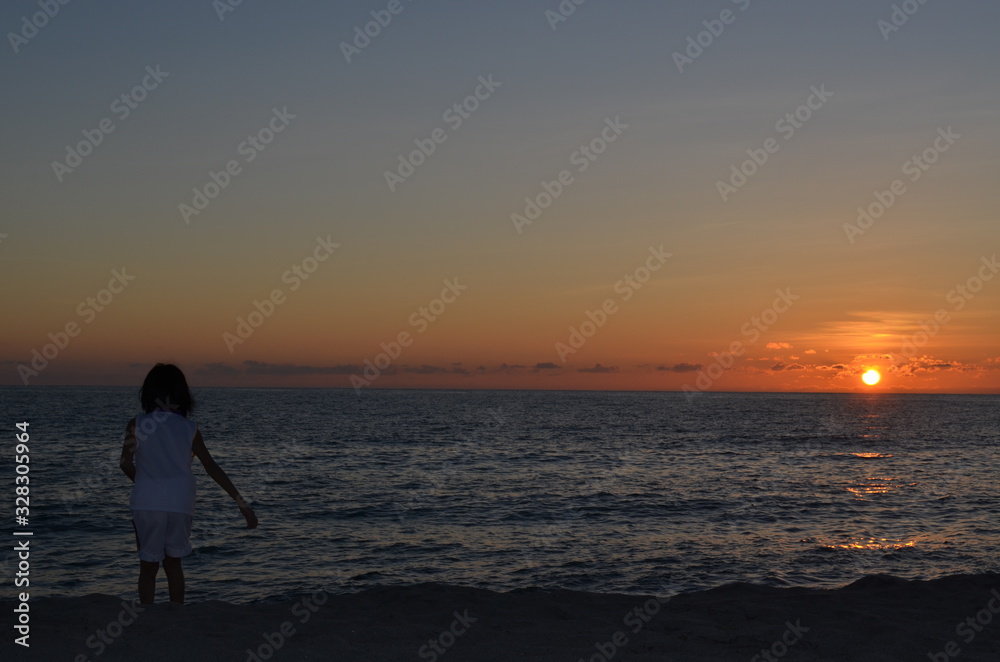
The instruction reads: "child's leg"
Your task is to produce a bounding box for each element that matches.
[162,555,185,605]
[138,560,159,604]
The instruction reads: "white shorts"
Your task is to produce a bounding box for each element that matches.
[132,510,193,562]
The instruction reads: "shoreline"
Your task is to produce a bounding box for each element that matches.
[6,573,1000,661]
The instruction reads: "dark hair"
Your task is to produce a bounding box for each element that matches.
[140,363,195,417]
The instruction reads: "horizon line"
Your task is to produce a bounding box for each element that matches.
[3,384,998,396]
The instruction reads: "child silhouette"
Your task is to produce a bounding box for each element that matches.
[119,363,257,604]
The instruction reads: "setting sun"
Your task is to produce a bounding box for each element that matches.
[862,370,881,386]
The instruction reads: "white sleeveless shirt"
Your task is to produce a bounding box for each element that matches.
[130,411,198,515]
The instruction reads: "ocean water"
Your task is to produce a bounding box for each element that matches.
[3,387,999,604]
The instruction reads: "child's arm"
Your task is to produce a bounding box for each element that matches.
[191,429,258,529]
[119,418,137,482]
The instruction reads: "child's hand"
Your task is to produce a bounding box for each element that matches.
[240,505,258,529]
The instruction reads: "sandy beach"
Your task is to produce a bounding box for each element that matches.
[6,573,1000,661]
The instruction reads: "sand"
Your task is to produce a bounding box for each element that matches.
[6,574,1000,661]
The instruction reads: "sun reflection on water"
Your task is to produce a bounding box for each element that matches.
[844,476,915,498]
[821,538,917,552]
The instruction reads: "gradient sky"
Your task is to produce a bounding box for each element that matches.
[2,0,998,393]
